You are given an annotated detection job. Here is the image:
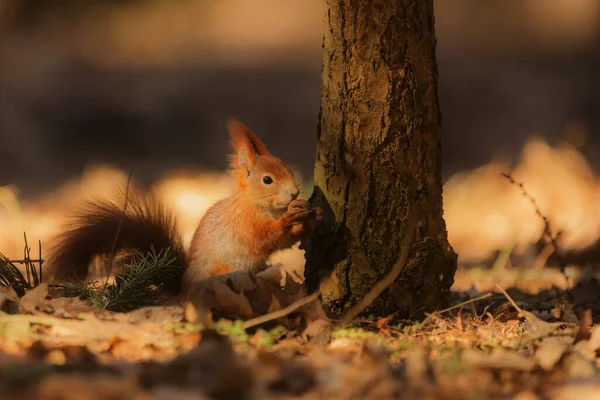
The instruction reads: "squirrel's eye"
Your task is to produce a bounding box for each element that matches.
[262,176,273,185]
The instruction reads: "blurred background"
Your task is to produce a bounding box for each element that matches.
[1,0,599,282]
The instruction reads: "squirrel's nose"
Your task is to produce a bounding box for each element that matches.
[291,188,299,200]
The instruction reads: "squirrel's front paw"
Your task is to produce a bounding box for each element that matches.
[288,199,310,211]
[281,205,312,227]
[286,200,323,224]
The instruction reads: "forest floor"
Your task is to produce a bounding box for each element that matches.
[3,264,600,400]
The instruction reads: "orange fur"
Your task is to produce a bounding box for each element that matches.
[46,118,321,296]
[184,119,316,286]
[209,264,234,276]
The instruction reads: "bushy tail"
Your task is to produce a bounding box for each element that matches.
[46,190,186,296]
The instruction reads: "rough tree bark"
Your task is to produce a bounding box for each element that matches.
[302,0,457,319]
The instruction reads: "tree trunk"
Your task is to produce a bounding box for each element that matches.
[302,0,457,319]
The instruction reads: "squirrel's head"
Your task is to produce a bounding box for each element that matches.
[227,119,299,212]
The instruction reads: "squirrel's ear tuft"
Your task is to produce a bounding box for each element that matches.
[227,119,270,169]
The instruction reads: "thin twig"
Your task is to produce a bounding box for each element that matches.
[494,283,525,315]
[104,169,134,286]
[341,208,419,324]
[242,290,321,329]
[24,232,39,286]
[421,293,492,325]
[8,259,45,264]
[1,233,44,295]
[501,173,566,274]
[437,292,493,314]
[39,240,43,283]
[23,232,31,286]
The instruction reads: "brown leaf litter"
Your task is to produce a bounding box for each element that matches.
[2,268,600,399]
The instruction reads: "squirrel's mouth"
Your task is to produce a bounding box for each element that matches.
[273,200,291,211]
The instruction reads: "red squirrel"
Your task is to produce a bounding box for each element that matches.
[46,119,321,296]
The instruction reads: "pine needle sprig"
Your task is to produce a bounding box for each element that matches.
[61,280,107,309]
[0,252,30,296]
[0,234,43,297]
[104,246,180,312]
[2,242,180,312]
[63,246,180,312]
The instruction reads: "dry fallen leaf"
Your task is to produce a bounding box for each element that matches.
[184,264,315,324]
[110,337,157,362]
[258,262,304,289]
[211,279,254,319]
[0,318,31,342]
[462,348,536,371]
[534,337,570,371]
[376,316,392,336]
[268,294,282,314]
[184,302,199,323]
[562,351,597,379]
[495,284,562,341]
[122,305,184,325]
[19,283,49,314]
[551,380,600,400]
[328,338,363,354]
[46,296,98,318]
[303,319,332,345]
